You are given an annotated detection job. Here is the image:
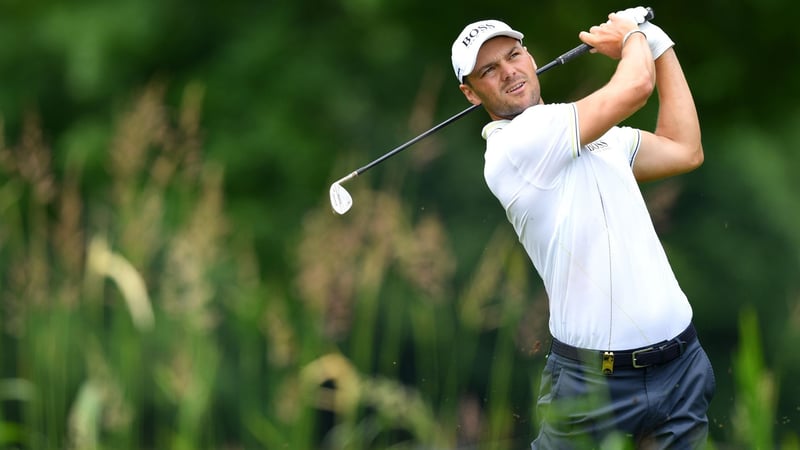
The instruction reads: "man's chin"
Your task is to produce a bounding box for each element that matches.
[495,104,529,120]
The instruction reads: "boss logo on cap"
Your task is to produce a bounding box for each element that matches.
[461,23,496,47]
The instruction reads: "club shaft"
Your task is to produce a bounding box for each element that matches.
[355,104,478,175]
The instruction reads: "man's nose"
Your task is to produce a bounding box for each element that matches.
[499,61,516,79]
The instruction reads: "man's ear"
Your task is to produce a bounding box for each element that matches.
[459,83,482,106]
[525,46,537,70]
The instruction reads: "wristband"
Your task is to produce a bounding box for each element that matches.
[622,29,646,48]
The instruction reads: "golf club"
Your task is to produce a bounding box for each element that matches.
[330,7,654,214]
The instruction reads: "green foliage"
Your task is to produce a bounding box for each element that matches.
[0,83,234,449]
[733,308,775,448]
[733,309,800,450]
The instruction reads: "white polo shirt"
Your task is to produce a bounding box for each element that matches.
[482,103,692,350]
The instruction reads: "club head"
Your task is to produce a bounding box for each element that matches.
[329,182,353,214]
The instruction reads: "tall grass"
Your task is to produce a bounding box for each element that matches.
[0,83,797,449]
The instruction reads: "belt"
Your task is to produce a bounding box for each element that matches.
[549,323,697,375]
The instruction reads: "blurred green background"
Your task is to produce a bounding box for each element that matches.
[1,0,798,448]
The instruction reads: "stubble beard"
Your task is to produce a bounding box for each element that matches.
[492,84,540,120]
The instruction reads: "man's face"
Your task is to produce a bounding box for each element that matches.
[460,37,541,120]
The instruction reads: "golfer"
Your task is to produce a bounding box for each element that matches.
[451,7,715,449]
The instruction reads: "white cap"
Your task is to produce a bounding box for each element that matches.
[451,20,524,83]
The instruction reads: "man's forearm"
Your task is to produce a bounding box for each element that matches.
[654,49,702,155]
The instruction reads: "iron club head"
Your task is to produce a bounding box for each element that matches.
[329,172,357,214]
[329,182,353,214]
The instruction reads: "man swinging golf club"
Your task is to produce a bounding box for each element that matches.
[452,6,715,448]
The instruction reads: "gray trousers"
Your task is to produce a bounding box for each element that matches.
[531,339,715,449]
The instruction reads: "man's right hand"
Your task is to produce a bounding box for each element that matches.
[579,13,641,60]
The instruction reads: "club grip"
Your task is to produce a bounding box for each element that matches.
[555,43,592,65]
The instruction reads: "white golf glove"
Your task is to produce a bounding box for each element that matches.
[615,6,650,24]
[615,6,675,59]
[639,21,674,59]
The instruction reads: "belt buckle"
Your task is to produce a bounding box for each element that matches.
[632,347,655,368]
[602,352,614,374]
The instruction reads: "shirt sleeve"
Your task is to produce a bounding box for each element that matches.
[607,126,642,167]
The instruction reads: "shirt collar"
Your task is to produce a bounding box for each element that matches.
[481,120,511,140]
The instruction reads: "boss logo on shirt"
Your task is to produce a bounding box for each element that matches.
[585,141,609,152]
